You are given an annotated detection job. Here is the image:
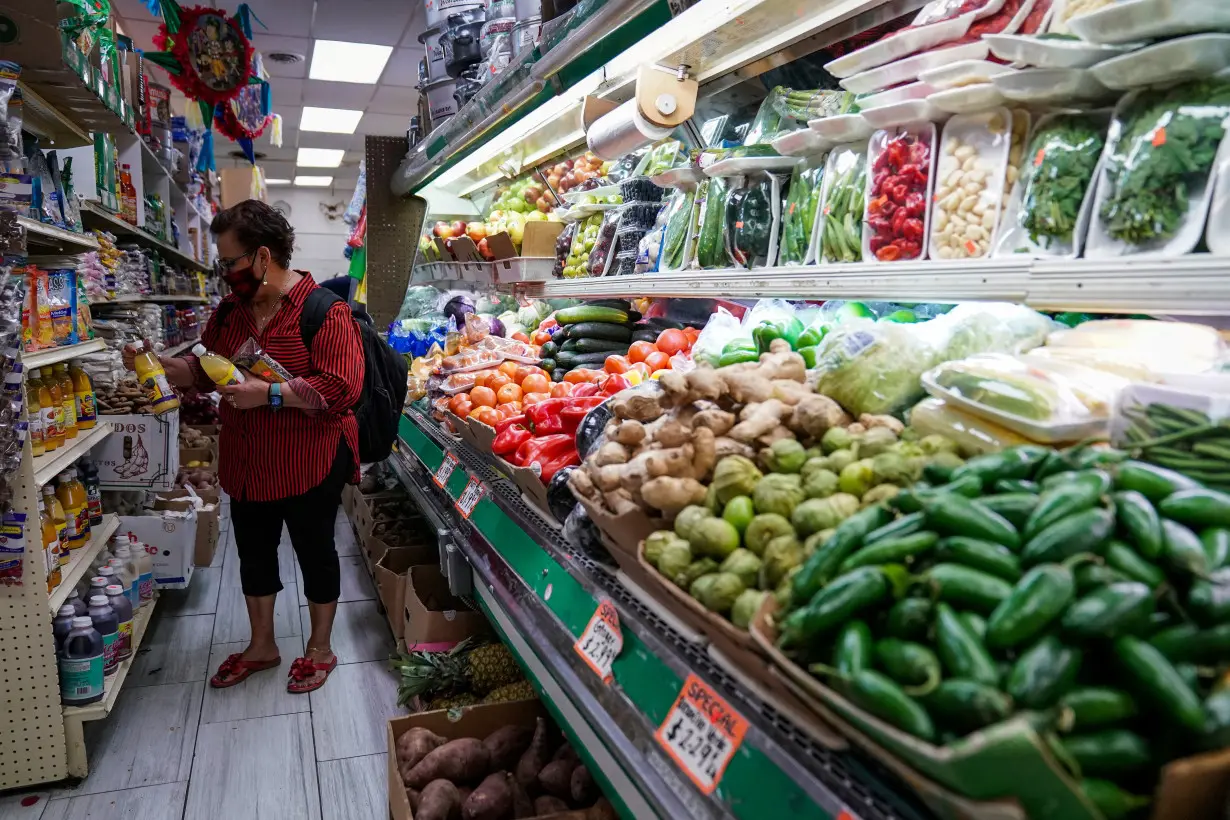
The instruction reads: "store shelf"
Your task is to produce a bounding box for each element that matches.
[80,203,208,272]
[16,81,93,149]
[107,294,209,304]
[24,339,107,370]
[392,408,930,820]
[33,425,112,487]
[62,596,156,722]
[20,218,100,254]
[48,514,120,614]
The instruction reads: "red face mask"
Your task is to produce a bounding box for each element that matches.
[220,252,265,300]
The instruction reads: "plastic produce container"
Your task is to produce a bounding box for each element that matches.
[863,122,937,263]
[928,108,1012,261]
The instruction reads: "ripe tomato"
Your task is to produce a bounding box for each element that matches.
[496,383,523,405]
[470,406,500,427]
[683,326,700,344]
[448,394,471,416]
[486,372,511,391]
[472,371,491,388]
[469,386,497,408]
[604,355,631,374]
[628,340,656,363]
[498,361,521,379]
[521,373,550,394]
[550,382,574,398]
[656,328,688,356]
[564,368,601,384]
[522,391,551,407]
[496,402,522,420]
[644,351,671,371]
[511,332,530,343]
[531,330,552,346]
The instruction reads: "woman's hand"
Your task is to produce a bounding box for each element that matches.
[218,379,271,409]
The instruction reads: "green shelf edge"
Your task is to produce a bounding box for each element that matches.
[398,415,839,820]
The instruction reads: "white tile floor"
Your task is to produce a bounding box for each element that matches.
[0,502,401,820]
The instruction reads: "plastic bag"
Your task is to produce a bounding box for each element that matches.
[937,302,1054,361]
[1044,318,1225,374]
[725,174,776,269]
[696,177,730,269]
[692,308,744,367]
[643,140,684,177]
[908,397,1032,456]
[779,154,825,265]
[744,88,858,146]
[233,338,294,383]
[0,63,22,174]
[813,319,941,416]
[866,124,935,262]
[657,188,696,272]
[553,221,577,278]
[929,109,1012,261]
[587,210,620,277]
[819,144,867,263]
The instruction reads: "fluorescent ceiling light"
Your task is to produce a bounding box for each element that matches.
[294,175,334,187]
[309,39,393,84]
[300,106,364,134]
[265,178,293,185]
[297,147,345,167]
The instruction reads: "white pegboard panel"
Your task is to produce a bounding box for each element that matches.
[0,424,68,789]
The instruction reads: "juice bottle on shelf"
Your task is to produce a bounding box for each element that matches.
[52,604,76,653]
[88,572,112,604]
[108,554,138,611]
[104,583,133,661]
[54,364,78,440]
[56,469,89,553]
[87,594,119,676]
[70,361,96,430]
[31,369,60,452]
[64,590,87,617]
[114,542,141,609]
[41,486,68,566]
[59,616,104,705]
[191,344,246,386]
[80,462,103,526]
[27,374,44,456]
[40,495,62,592]
[119,164,137,225]
[126,341,180,416]
[130,534,153,606]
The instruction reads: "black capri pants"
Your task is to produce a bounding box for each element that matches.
[231,440,352,604]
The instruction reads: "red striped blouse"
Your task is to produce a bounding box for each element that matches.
[187,273,364,502]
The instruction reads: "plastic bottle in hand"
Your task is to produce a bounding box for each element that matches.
[191,344,246,386]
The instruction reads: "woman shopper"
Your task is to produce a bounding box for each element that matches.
[134,199,365,693]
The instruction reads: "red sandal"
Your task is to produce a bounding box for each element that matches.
[287,653,338,694]
[209,652,282,688]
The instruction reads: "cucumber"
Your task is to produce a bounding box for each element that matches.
[539,340,558,358]
[645,317,684,329]
[556,351,611,369]
[555,305,631,325]
[583,299,632,312]
[566,322,634,342]
[540,358,555,374]
[632,329,662,344]
[569,338,630,355]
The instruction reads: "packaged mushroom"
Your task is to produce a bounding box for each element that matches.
[927,109,1012,261]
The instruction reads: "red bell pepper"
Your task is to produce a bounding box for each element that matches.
[602,374,631,395]
[492,423,532,456]
[514,434,573,468]
[538,447,580,483]
[525,396,606,434]
[571,382,601,397]
[495,413,527,434]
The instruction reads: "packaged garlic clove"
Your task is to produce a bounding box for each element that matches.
[926,109,1013,261]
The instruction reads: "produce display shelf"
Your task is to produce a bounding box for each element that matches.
[32,425,113,487]
[62,595,158,777]
[24,339,107,370]
[48,514,120,614]
[81,203,207,272]
[393,408,932,820]
[20,218,100,254]
[514,255,1230,314]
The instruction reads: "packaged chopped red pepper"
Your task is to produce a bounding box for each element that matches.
[865,124,935,263]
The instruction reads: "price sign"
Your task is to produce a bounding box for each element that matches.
[574,600,622,682]
[455,478,486,518]
[433,452,458,488]
[656,674,748,794]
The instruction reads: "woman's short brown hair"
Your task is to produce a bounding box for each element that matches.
[211,199,295,267]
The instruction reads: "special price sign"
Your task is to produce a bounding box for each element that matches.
[656,674,748,794]
[455,477,486,518]
[574,600,623,682]
[433,452,459,488]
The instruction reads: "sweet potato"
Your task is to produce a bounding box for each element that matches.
[462,772,513,820]
[406,738,491,789]
[570,764,597,805]
[397,726,447,771]
[534,795,570,815]
[405,788,420,813]
[515,717,552,790]
[587,797,617,820]
[537,758,574,798]
[510,774,534,819]
[551,743,579,766]
[482,725,534,772]
[417,779,461,820]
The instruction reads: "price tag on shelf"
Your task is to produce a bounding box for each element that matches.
[433,452,458,488]
[656,674,748,794]
[574,599,622,682]
[455,477,486,518]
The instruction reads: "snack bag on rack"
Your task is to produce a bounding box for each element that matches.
[46,269,77,347]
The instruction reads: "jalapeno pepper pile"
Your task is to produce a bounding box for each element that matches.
[867,132,932,262]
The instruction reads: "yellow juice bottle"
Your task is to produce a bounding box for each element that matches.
[42,486,68,567]
[56,468,89,551]
[127,342,180,416]
[70,361,96,430]
[190,344,245,386]
[40,495,62,592]
[27,374,44,456]
[32,369,61,451]
[54,363,77,440]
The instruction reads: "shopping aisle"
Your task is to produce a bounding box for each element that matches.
[0,500,402,820]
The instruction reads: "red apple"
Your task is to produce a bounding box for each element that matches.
[546,173,562,190]
[523,185,543,203]
[466,222,488,242]
[536,196,552,213]
[450,220,467,238]
[477,237,492,260]
[432,220,452,238]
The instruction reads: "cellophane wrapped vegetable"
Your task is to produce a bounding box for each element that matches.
[725,175,777,269]
[779,154,825,265]
[696,177,731,268]
[744,87,858,145]
[658,188,695,271]
[866,125,933,262]
[820,144,867,263]
[553,221,578,278]
[1095,79,1230,252]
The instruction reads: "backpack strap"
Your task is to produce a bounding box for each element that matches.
[300,287,343,350]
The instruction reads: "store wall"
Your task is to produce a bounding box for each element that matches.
[266,188,358,282]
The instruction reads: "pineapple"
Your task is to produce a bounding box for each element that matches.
[427,692,480,710]
[482,680,536,704]
[390,638,522,702]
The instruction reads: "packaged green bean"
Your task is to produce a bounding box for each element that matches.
[819,143,867,264]
[778,153,826,265]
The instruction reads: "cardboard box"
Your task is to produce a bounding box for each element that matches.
[352,489,413,540]
[121,507,197,589]
[154,490,221,567]
[220,166,266,209]
[180,444,217,469]
[94,411,180,491]
[374,547,437,640]
[387,701,591,820]
[342,484,358,517]
[402,564,487,651]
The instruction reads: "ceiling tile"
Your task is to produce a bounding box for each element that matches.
[297,132,354,151]
[242,0,313,37]
[269,77,305,105]
[311,0,416,46]
[368,84,421,114]
[358,112,409,136]
[400,5,430,46]
[301,81,376,108]
[119,18,163,51]
[380,48,426,88]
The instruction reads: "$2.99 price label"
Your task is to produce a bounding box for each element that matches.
[656,674,748,794]
[433,453,458,488]
[455,477,486,518]
[574,600,622,682]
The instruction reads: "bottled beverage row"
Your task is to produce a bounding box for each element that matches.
[27,360,96,458]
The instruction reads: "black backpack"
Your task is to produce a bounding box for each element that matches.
[214,289,407,463]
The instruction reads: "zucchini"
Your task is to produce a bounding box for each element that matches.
[555,305,631,325]
[567,322,634,342]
